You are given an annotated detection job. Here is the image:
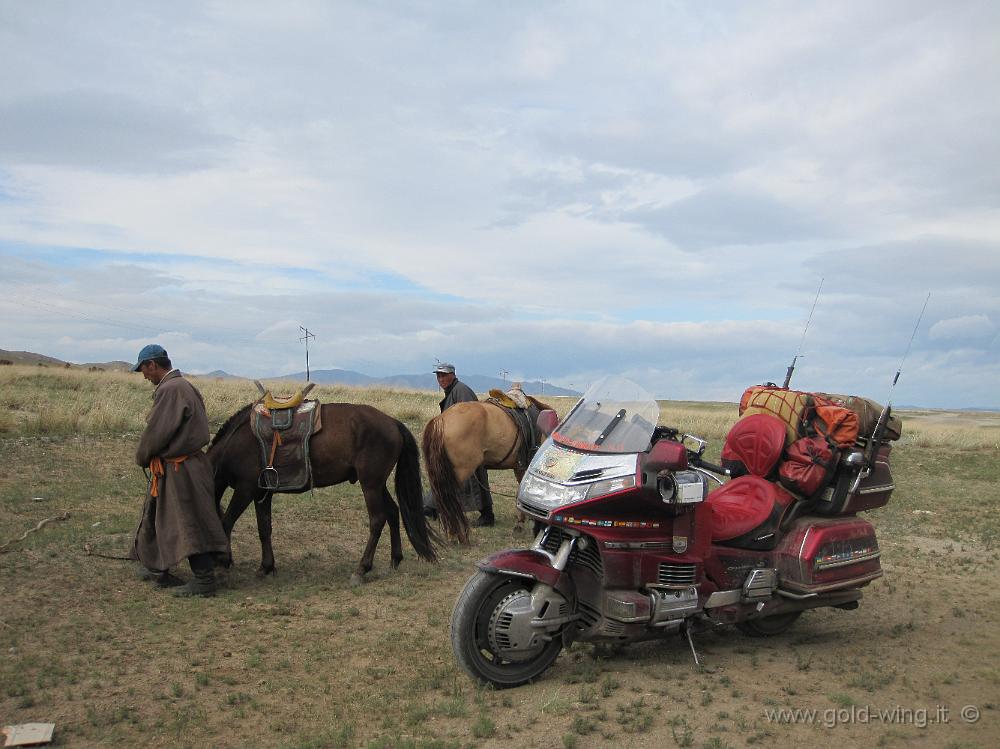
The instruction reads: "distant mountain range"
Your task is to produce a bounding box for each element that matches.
[226,367,580,397]
[0,349,578,397]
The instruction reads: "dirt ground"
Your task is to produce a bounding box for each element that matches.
[1,432,998,749]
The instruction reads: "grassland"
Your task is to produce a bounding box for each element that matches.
[1,366,997,748]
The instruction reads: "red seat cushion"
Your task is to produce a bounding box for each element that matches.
[706,475,793,541]
[720,414,787,477]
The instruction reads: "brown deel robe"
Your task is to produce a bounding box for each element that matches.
[132,370,228,571]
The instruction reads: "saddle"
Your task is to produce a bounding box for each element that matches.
[486,385,545,469]
[250,382,322,491]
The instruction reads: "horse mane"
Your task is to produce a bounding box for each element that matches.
[211,402,255,446]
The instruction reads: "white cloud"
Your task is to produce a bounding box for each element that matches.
[1,1,998,407]
[929,315,996,341]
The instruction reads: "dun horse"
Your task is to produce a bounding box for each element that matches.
[422,397,556,544]
[209,401,463,585]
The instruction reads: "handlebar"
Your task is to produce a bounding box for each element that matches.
[690,455,729,477]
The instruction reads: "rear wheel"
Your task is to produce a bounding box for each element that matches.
[736,611,802,637]
[450,571,563,688]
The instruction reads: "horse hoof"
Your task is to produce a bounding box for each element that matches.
[256,566,276,578]
[349,573,365,587]
[390,558,403,570]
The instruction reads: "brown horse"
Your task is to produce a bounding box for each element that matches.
[208,402,463,585]
[422,397,555,544]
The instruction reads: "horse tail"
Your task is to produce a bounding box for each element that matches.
[394,420,439,563]
[422,416,471,545]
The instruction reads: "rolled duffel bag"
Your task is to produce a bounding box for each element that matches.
[739,385,813,445]
[813,392,902,442]
[811,395,860,448]
[779,435,837,497]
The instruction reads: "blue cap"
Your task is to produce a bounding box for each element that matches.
[132,344,168,371]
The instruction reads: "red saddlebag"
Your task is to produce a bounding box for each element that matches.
[778,435,837,498]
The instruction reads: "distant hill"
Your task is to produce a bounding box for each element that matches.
[0,349,131,371]
[274,369,580,397]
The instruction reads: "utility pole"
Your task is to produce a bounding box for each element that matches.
[540,378,546,394]
[299,326,316,381]
[499,368,509,384]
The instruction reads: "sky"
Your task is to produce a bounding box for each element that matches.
[1,1,998,409]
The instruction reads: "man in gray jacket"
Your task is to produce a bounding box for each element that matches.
[434,362,495,527]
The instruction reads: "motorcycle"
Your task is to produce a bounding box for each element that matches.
[450,374,898,688]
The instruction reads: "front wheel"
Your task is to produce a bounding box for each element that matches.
[450,571,564,688]
[735,611,802,637]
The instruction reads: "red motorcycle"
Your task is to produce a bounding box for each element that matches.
[450,375,899,687]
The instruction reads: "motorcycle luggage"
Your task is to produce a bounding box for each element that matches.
[739,385,812,445]
[778,435,837,497]
[775,516,882,594]
[814,392,901,442]
[813,443,895,515]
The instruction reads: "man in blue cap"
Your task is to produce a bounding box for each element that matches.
[130,344,229,596]
[431,362,494,527]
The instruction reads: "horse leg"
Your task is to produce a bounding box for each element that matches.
[351,483,388,586]
[382,486,404,570]
[251,491,277,577]
[221,486,255,568]
[512,468,528,534]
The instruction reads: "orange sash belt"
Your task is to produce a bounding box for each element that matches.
[148,454,195,497]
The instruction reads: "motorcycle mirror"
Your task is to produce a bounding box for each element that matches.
[645,440,687,473]
[536,409,559,436]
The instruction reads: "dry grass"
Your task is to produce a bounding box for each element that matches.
[1,366,998,748]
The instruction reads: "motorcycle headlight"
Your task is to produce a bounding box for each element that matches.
[518,473,589,509]
[586,474,636,499]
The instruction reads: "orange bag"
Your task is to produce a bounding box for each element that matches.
[812,396,860,448]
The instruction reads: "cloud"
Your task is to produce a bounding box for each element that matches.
[0,91,231,173]
[929,315,996,342]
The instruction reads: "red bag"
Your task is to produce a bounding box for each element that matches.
[779,436,837,497]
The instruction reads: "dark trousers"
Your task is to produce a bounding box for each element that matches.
[474,465,494,519]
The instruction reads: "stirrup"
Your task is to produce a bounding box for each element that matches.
[258,466,280,490]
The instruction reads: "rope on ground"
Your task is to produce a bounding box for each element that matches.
[0,512,70,554]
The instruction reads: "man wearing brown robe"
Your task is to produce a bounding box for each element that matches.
[129,344,228,597]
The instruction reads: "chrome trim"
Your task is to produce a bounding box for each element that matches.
[704,589,742,608]
[858,484,894,496]
[776,588,818,600]
[692,466,724,486]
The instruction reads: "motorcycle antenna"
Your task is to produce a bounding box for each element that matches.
[876,291,931,424]
[782,277,824,389]
[853,292,931,490]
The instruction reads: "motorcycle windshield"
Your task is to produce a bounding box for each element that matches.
[552,375,659,454]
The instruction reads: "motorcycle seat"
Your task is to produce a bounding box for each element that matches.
[720,414,787,478]
[706,475,795,550]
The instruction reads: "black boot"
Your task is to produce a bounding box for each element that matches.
[171,554,217,598]
[135,565,184,588]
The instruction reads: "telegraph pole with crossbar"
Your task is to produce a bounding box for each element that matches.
[299,326,316,381]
